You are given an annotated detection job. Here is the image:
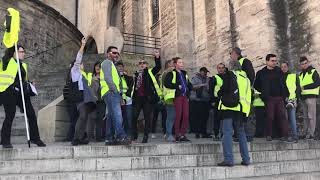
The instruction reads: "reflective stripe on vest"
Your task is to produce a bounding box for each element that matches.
[148,68,163,98]
[214,75,223,97]
[0,59,3,72]
[0,58,18,92]
[22,63,28,81]
[253,89,264,107]
[87,73,93,86]
[286,73,297,100]
[219,70,252,117]
[299,69,320,95]
[239,57,245,66]
[100,61,121,97]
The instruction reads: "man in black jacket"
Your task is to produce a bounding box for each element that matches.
[254,54,289,141]
[131,50,161,143]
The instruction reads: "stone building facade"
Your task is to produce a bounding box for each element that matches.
[41,0,320,74]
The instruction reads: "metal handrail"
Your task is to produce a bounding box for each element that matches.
[122,32,161,55]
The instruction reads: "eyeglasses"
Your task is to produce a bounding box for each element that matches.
[111,52,119,55]
[139,62,147,65]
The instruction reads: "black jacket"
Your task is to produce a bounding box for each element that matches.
[239,56,255,85]
[208,74,223,103]
[299,66,320,99]
[254,66,287,102]
[122,74,134,98]
[132,57,161,103]
[164,69,193,98]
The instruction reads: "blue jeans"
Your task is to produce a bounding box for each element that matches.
[222,117,250,164]
[166,104,175,137]
[287,107,298,138]
[103,92,127,141]
[122,104,133,137]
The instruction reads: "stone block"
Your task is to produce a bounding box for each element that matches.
[21,159,60,173]
[280,161,304,174]
[73,146,108,158]
[122,169,158,180]
[82,171,122,180]
[59,158,96,172]
[0,160,22,174]
[253,163,280,177]
[38,146,73,160]
[193,167,226,180]
[225,165,255,178]
[96,157,132,171]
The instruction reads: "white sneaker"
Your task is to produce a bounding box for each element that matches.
[151,134,156,139]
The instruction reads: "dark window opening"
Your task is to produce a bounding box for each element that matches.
[152,0,159,25]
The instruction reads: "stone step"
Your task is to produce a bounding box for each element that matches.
[0,159,320,180]
[1,140,320,161]
[226,172,320,180]
[0,148,319,175]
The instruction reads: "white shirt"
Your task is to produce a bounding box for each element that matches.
[71,52,84,90]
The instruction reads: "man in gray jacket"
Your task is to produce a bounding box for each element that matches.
[100,46,131,145]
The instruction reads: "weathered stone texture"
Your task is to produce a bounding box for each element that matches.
[41,0,76,25]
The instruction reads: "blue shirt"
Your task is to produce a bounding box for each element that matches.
[178,71,187,96]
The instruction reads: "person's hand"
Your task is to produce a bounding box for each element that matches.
[81,37,86,46]
[178,85,182,90]
[154,49,160,58]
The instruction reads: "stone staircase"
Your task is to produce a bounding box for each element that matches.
[0,138,320,180]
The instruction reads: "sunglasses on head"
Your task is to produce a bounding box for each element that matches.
[111,52,119,55]
[139,61,147,65]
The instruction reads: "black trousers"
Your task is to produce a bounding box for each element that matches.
[213,105,222,137]
[151,102,167,134]
[66,103,79,141]
[255,107,266,138]
[190,100,210,135]
[132,96,153,137]
[0,87,41,144]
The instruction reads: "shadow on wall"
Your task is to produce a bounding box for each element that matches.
[269,0,312,71]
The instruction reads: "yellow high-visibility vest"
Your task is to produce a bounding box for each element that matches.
[219,70,252,117]
[87,73,93,86]
[148,68,163,98]
[163,70,189,104]
[253,89,264,107]
[3,8,20,48]
[100,61,120,97]
[286,73,297,100]
[0,58,18,92]
[214,75,223,97]
[299,69,319,95]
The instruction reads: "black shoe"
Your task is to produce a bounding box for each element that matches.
[217,161,233,167]
[142,136,148,143]
[180,136,191,142]
[117,138,131,145]
[79,139,89,145]
[241,161,250,166]
[31,139,46,147]
[213,135,221,141]
[195,134,200,139]
[71,139,80,146]
[175,136,181,143]
[287,137,298,143]
[105,140,115,146]
[2,144,13,149]
[201,134,212,138]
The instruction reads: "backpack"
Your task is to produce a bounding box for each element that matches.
[220,71,240,107]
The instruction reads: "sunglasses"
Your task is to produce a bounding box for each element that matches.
[139,62,147,65]
[111,52,119,55]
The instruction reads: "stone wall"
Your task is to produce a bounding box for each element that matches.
[41,0,76,25]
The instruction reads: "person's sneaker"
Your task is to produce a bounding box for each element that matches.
[79,139,89,145]
[280,137,288,141]
[151,134,156,139]
[117,138,131,145]
[142,136,148,143]
[212,135,221,141]
[266,136,272,141]
[287,137,298,143]
[31,139,46,147]
[201,134,212,138]
[175,136,181,143]
[105,140,115,146]
[217,161,233,167]
[241,161,250,166]
[180,136,191,142]
[2,144,13,149]
[166,135,175,142]
[195,134,200,139]
[71,139,81,146]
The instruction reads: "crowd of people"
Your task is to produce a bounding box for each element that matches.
[1,37,320,166]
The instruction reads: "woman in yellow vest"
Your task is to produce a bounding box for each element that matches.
[0,45,46,148]
[281,62,300,142]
